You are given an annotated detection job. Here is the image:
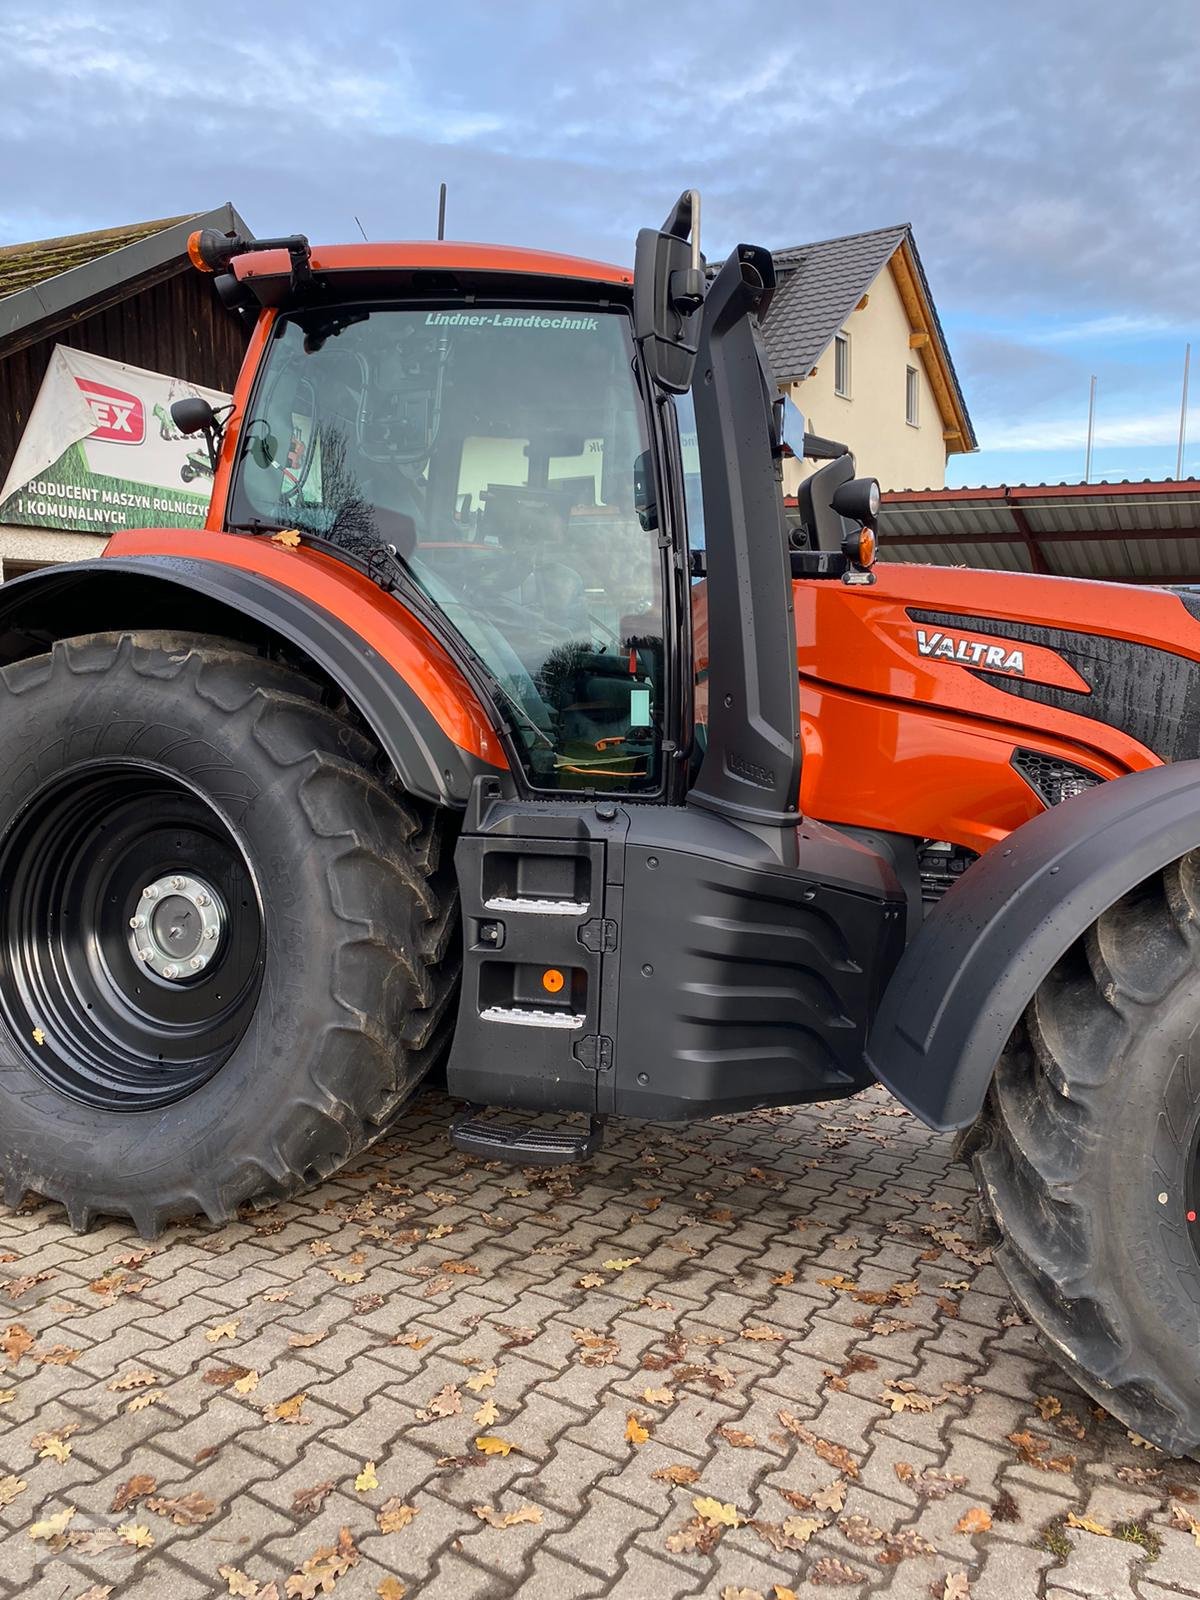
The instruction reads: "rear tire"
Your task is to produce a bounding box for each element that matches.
[971,855,1200,1456]
[0,631,458,1236]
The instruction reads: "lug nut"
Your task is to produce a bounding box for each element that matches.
[172,876,186,890]
[196,893,210,908]
[190,958,202,971]
[142,885,158,900]
[139,948,154,962]
[130,915,145,930]
[203,927,218,941]
[162,964,178,979]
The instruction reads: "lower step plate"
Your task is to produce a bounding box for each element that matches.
[450,1107,603,1166]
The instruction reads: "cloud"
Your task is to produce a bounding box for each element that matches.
[1,0,1196,488]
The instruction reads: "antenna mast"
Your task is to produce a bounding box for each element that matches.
[437,183,447,242]
[1177,343,1191,480]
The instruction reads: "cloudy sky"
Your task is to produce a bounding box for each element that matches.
[2,0,1196,486]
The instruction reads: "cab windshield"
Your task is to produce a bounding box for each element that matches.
[230,304,665,793]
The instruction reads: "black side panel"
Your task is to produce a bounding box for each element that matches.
[447,781,906,1122]
[0,558,500,807]
[866,760,1200,1130]
[909,606,1200,763]
[612,809,905,1120]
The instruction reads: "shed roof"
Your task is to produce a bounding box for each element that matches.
[881,479,1200,586]
[0,204,251,358]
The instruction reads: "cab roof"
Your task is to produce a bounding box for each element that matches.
[232,240,633,307]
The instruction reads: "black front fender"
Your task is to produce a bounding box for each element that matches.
[0,555,501,808]
[866,761,1200,1130]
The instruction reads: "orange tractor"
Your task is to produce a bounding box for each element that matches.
[1,195,1198,1454]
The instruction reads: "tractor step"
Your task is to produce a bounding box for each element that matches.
[450,1107,603,1166]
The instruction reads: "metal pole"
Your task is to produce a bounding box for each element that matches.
[1084,375,1097,482]
[1177,343,1191,480]
[437,183,447,242]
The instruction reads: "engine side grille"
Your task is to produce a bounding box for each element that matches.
[1012,748,1103,809]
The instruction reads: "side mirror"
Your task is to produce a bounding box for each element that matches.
[170,397,228,472]
[171,397,218,437]
[633,190,705,395]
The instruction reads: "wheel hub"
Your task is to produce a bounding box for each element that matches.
[128,873,224,980]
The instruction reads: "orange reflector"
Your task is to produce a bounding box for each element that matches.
[187,230,214,272]
[857,528,877,566]
[542,968,565,994]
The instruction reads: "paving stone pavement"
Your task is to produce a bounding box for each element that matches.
[2,1084,1198,1599]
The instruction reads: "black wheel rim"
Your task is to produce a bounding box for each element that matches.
[0,760,265,1112]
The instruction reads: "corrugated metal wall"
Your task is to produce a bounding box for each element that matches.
[0,268,249,486]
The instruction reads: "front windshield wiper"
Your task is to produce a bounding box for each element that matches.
[226,516,295,536]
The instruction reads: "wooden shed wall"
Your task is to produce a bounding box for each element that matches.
[0,268,250,487]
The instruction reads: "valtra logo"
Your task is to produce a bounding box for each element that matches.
[75,377,145,445]
[915,627,1026,676]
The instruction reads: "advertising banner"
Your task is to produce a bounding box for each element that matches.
[0,346,232,536]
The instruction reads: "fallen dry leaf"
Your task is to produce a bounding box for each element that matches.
[291,1480,334,1517]
[75,1587,115,1600]
[284,1526,358,1597]
[1169,1502,1200,1546]
[30,1343,81,1366]
[465,1365,497,1394]
[603,1257,641,1271]
[0,1474,27,1508]
[955,1506,992,1535]
[145,1491,216,1526]
[1007,1430,1075,1474]
[27,1506,76,1543]
[415,1383,462,1421]
[808,1555,866,1586]
[652,1463,699,1486]
[326,1266,365,1285]
[377,1498,418,1534]
[472,1502,543,1529]
[288,1331,327,1349]
[693,1494,741,1528]
[741,1324,785,1342]
[717,1424,757,1449]
[1,1323,34,1363]
[355,1461,379,1493]
[643,1386,675,1406]
[266,1391,309,1423]
[1066,1511,1112,1537]
[577,1273,606,1289]
[126,1390,162,1413]
[475,1434,516,1457]
[942,1575,971,1600]
[377,1581,407,1600]
[205,1363,253,1388]
[776,1413,860,1478]
[204,1320,240,1344]
[625,1413,650,1446]
[37,1434,71,1463]
[270,529,302,548]
[391,1333,432,1351]
[218,1568,260,1597]
[234,1370,260,1396]
[108,1369,159,1391]
[111,1473,156,1513]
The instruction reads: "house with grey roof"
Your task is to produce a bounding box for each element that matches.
[759,224,975,491]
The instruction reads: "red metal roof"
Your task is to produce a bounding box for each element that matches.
[879,479,1200,586]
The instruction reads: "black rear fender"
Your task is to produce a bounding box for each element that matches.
[0,556,499,808]
[866,761,1200,1129]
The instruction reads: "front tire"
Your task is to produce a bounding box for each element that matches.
[971,855,1200,1456]
[0,631,457,1236]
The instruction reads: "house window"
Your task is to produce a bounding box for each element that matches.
[905,365,920,426]
[834,333,851,398]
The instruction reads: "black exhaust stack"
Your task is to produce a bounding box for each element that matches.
[687,246,802,831]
